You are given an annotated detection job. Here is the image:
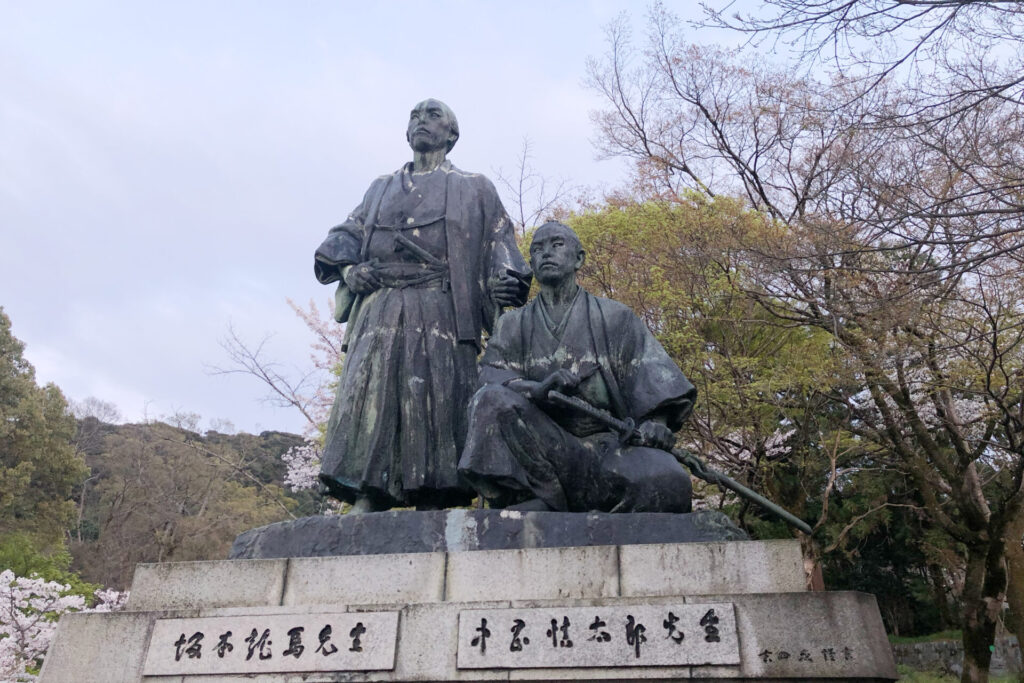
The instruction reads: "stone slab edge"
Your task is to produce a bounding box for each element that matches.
[128,540,805,614]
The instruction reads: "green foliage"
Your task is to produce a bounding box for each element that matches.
[896,664,1019,683]
[0,533,98,602]
[202,429,305,490]
[824,504,954,636]
[0,308,87,555]
[896,666,957,682]
[568,199,844,531]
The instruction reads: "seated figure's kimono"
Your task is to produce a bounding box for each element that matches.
[314,161,529,508]
[458,287,697,512]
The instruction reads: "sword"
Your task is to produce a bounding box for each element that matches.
[547,389,635,444]
[546,390,814,535]
[394,233,445,268]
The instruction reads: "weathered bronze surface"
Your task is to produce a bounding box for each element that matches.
[313,99,530,512]
[230,509,748,559]
[458,222,697,513]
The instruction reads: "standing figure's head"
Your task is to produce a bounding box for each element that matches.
[406,98,460,154]
[529,221,585,288]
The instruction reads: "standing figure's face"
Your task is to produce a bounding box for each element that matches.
[530,226,585,286]
[407,99,456,154]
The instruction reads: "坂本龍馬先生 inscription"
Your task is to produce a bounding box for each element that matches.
[456,604,738,669]
[143,612,398,676]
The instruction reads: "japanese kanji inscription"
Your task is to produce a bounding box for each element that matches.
[143,612,398,675]
[456,604,739,669]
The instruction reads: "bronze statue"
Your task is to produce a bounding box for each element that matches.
[458,221,695,513]
[313,99,530,512]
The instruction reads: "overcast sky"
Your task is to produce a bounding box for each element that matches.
[1,1,739,435]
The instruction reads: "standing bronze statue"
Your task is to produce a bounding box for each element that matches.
[314,99,530,512]
[458,221,696,513]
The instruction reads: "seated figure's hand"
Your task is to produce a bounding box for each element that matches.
[344,261,381,295]
[635,420,675,451]
[531,369,581,402]
[488,273,523,308]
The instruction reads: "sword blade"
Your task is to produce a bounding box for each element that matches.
[546,389,814,535]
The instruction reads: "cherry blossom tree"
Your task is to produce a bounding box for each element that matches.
[0,570,126,681]
[281,441,322,493]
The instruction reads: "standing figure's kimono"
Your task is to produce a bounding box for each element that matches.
[314,161,529,508]
[458,288,697,512]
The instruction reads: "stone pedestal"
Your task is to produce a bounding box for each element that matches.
[40,512,898,682]
[230,509,749,559]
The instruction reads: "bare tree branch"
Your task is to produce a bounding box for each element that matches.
[493,138,577,238]
[207,323,319,429]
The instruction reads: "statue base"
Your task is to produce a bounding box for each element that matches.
[230,508,748,559]
[40,514,898,682]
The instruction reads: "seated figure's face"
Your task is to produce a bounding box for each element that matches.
[530,225,584,286]
[407,99,456,154]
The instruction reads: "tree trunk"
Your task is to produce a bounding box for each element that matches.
[1004,511,1024,671]
[928,563,956,630]
[799,534,825,591]
[960,537,1007,683]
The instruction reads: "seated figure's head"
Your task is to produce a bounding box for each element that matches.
[406,98,460,154]
[530,221,585,287]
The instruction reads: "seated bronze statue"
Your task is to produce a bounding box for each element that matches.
[458,221,696,513]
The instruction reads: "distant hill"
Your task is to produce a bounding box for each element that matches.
[69,418,316,589]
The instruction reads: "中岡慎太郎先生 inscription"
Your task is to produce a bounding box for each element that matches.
[456,604,738,669]
[143,612,398,676]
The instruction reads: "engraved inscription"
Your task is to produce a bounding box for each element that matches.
[759,645,855,664]
[457,604,738,669]
[144,613,398,676]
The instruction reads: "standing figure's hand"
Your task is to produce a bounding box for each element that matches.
[531,369,581,402]
[488,273,524,308]
[344,261,382,295]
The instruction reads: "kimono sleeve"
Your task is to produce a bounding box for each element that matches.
[613,307,697,431]
[479,309,526,386]
[314,178,386,285]
[314,177,387,324]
